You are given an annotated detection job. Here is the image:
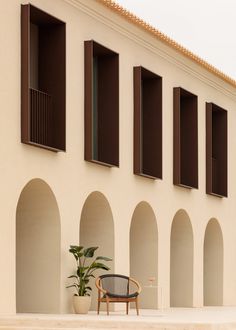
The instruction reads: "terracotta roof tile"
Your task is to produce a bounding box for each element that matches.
[97,0,236,88]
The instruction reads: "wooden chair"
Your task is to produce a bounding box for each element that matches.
[95,274,141,315]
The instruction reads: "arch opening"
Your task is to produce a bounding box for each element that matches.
[16,179,61,313]
[130,202,158,309]
[79,192,114,311]
[170,209,193,307]
[204,218,223,306]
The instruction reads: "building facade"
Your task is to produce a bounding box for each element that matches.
[1,0,236,314]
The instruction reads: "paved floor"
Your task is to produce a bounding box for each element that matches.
[1,307,236,329]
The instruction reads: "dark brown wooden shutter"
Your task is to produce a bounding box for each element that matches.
[173,87,198,189]
[21,4,66,152]
[133,66,162,179]
[206,103,227,197]
[39,23,66,150]
[84,40,93,161]
[206,103,213,195]
[97,53,119,166]
[173,87,181,185]
[133,66,142,175]
[21,4,30,143]
[84,40,119,167]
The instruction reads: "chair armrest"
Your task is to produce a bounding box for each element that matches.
[95,277,107,294]
[129,277,142,294]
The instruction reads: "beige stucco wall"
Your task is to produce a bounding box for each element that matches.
[0,0,236,314]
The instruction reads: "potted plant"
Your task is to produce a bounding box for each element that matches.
[67,245,112,314]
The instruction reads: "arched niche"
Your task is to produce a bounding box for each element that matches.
[170,209,193,307]
[79,191,114,310]
[16,178,61,313]
[204,218,223,306]
[130,201,158,309]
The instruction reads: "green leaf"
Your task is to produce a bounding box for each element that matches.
[90,262,110,270]
[66,284,78,289]
[84,247,98,258]
[84,274,95,281]
[95,256,112,262]
[70,245,83,253]
[69,246,84,260]
[77,266,89,277]
[68,275,78,279]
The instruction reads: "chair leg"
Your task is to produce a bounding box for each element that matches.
[97,299,100,315]
[126,302,129,315]
[106,297,110,315]
[135,297,139,316]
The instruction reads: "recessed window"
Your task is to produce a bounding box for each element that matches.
[206,103,227,197]
[84,40,119,167]
[133,66,162,179]
[21,4,66,151]
[173,87,198,189]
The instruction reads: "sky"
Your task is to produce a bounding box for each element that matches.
[116,0,236,80]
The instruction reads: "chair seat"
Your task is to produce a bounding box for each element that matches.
[105,291,139,299]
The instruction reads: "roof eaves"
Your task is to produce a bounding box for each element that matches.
[97,0,236,88]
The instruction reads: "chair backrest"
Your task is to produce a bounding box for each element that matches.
[100,274,130,296]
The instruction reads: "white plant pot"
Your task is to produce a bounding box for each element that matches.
[73,295,91,314]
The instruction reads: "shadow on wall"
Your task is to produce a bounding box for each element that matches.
[16,178,61,313]
[204,218,223,306]
[79,191,114,311]
[130,201,158,309]
[170,209,193,307]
